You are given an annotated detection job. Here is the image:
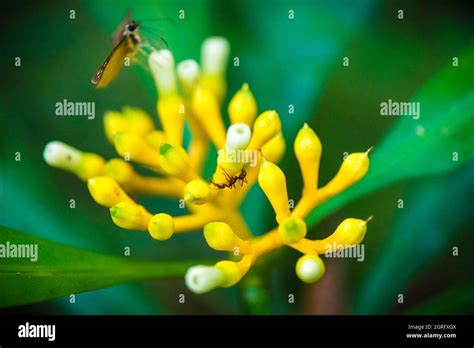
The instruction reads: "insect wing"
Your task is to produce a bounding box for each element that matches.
[112,10,132,46]
[91,38,131,88]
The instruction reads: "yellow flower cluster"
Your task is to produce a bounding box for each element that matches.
[43,37,372,294]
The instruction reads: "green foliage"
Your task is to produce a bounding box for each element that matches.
[306,43,474,228]
[0,225,211,308]
[352,162,474,314]
[408,281,474,315]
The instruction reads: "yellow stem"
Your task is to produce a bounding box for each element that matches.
[223,210,253,239]
[290,186,333,219]
[174,211,222,233]
[132,177,184,197]
[289,238,322,254]
[235,239,254,254]
[181,170,201,183]
[249,230,283,257]
[188,138,209,174]
[231,162,260,207]
[186,109,210,174]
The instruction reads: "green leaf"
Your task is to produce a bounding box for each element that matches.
[407,281,474,315]
[0,225,211,309]
[306,43,474,227]
[352,161,474,314]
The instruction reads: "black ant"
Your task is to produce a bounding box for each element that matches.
[212,166,248,189]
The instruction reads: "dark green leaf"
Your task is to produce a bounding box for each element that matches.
[0,225,211,308]
[352,161,474,314]
[407,281,474,315]
[306,43,474,227]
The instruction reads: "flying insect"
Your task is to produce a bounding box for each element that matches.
[92,12,167,88]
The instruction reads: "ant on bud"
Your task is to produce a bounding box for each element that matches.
[212,166,248,189]
[211,148,264,189]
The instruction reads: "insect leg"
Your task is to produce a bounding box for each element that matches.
[134,48,152,73]
[220,166,232,182]
[141,27,168,48]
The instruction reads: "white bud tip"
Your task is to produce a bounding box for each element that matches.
[177,59,200,81]
[201,37,230,75]
[296,255,325,284]
[149,49,174,68]
[225,123,251,151]
[43,141,82,169]
[185,265,224,294]
[148,50,176,95]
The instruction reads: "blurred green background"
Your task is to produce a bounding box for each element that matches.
[0,0,473,314]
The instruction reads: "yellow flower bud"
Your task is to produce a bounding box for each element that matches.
[228,83,257,126]
[278,217,307,244]
[149,48,186,146]
[184,179,211,205]
[211,123,252,183]
[148,213,174,240]
[43,141,105,181]
[185,265,225,294]
[113,132,160,168]
[148,50,177,96]
[214,261,241,287]
[145,130,166,151]
[191,86,226,149]
[201,37,229,75]
[200,74,226,103]
[87,176,134,208]
[105,158,135,187]
[203,222,237,251]
[295,254,325,284]
[43,141,82,171]
[215,256,253,288]
[177,59,200,98]
[110,202,151,230]
[324,148,371,195]
[212,126,256,182]
[103,107,154,143]
[225,123,251,151]
[247,110,282,149]
[157,94,185,146]
[76,153,106,181]
[122,106,155,135]
[212,150,245,184]
[294,123,322,196]
[258,160,291,223]
[261,132,286,163]
[159,143,192,179]
[323,217,370,247]
[103,111,126,143]
[200,37,229,101]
